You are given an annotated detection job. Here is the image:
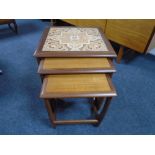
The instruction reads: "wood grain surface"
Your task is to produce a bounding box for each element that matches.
[40,74,117,98]
[38,57,116,74]
[42,58,111,69]
[105,19,155,53]
[62,19,107,32]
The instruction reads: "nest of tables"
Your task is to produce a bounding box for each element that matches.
[34,27,117,128]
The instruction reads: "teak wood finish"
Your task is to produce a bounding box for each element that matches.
[34,27,117,58]
[105,19,155,53]
[117,46,124,63]
[105,20,155,63]
[38,57,116,74]
[40,74,116,98]
[62,19,107,32]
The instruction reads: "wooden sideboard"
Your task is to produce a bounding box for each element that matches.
[62,19,155,63]
[61,19,107,32]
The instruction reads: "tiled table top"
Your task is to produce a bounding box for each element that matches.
[42,27,108,52]
[34,27,116,58]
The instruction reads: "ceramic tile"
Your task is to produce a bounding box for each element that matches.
[42,27,108,52]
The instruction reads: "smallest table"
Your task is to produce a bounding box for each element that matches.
[40,74,117,128]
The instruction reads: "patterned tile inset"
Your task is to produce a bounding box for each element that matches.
[42,27,108,52]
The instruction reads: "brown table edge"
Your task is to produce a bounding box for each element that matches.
[38,58,116,74]
[35,27,50,55]
[40,74,117,99]
[34,50,117,58]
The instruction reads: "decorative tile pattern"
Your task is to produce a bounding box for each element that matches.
[42,27,108,52]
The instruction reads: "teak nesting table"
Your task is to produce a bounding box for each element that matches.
[34,27,117,128]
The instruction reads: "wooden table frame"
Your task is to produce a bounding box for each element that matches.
[40,73,116,128]
[41,74,116,128]
[44,97,112,128]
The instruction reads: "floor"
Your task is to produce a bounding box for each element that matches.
[149,48,155,56]
[0,19,155,134]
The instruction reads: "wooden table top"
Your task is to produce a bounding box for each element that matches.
[38,57,116,74]
[40,74,117,98]
[34,27,116,58]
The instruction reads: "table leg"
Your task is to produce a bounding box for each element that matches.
[94,97,105,110]
[117,45,124,63]
[95,97,112,126]
[13,20,18,34]
[8,20,18,34]
[44,99,56,128]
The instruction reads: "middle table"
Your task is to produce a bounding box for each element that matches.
[38,57,116,74]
